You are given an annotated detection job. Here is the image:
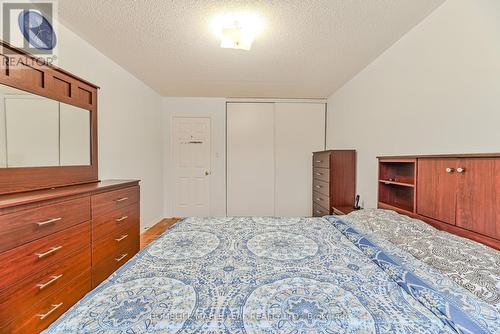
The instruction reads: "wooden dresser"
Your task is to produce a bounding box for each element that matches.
[0,180,140,333]
[0,41,142,332]
[378,154,500,250]
[312,150,356,216]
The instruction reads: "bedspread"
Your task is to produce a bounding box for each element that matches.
[339,209,500,307]
[43,216,498,333]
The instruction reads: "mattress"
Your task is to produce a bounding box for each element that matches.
[43,214,499,333]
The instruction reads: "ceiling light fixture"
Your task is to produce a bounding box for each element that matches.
[211,13,263,51]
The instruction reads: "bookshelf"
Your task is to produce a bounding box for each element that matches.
[378,158,416,214]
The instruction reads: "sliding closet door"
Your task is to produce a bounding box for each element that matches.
[275,103,325,216]
[227,103,275,216]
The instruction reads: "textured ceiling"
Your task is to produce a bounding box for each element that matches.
[58,0,445,98]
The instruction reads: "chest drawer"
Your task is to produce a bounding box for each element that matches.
[0,197,90,253]
[92,220,139,265]
[313,178,329,196]
[1,271,91,334]
[0,247,90,326]
[313,191,330,210]
[313,167,329,182]
[92,186,139,217]
[92,236,139,288]
[0,222,90,290]
[313,202,330,217]
[92,203,140,242]
[313,152,330,168]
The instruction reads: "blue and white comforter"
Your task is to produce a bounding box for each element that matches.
[44,215,499,333]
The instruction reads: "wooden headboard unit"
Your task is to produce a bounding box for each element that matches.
[377,153,500,250]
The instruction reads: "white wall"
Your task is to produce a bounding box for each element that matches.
[327,0,500,209]
[162,98,226,217]
[57,25,164,229]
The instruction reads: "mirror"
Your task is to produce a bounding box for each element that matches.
[0,84,91,168]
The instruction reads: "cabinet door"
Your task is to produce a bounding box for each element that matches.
[456,158,500,239]
[417,158,459,225]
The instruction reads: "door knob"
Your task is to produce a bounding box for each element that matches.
[456,167,465,173]
[205,171,210,176]
[445,168,455,173]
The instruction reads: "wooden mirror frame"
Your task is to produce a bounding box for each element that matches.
[0,41,99,194]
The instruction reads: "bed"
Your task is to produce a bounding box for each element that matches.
[44,210,499,333]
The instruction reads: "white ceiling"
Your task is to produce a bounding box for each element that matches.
[58,0,445,98]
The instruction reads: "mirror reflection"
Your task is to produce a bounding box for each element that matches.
[0,84,91,168]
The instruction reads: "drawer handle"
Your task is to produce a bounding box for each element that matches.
[115,253,128,262]
[115,234,129,242]
[36,217,62,227]
[315,210,322,214]
[115,216,128,222]
[37,302,63,320]
[315,160,323,163]
[315,185,322,188]
[37,274,63,290]
[315,198,323,201]
[115,197,129,203]
[35,246,63,259]
[315,172,323,176]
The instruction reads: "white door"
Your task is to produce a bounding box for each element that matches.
[227,103,275,216]
[275,103,325,216]
[172,117,211,217]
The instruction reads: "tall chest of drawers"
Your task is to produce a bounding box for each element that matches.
[312,150,356,216]
[0,180,140,333]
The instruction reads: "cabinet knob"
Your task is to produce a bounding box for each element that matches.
[445,168,455,173]
[457,167,465,173]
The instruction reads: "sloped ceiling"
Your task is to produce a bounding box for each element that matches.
[58,0,445,98]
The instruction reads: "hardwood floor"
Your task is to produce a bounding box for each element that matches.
[140,218,180,249]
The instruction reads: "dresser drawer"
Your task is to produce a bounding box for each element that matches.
[92,186,139,217]
[313,191,330,210]
[313,179,329,196]
[0,222,90,290]
[92,239,139,288]
[92,221,139,265]
[92,203,140,242]
[313,167,329,182]
[313,152,330,168]
[1,271,91,334]
[313,202,330,217]
[0,247,90,326]
[0,197,90,253]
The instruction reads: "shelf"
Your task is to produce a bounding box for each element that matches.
[378,182,415,213]
[378,180,415,188]
[378,201,414,216]
[378,158,416,216]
